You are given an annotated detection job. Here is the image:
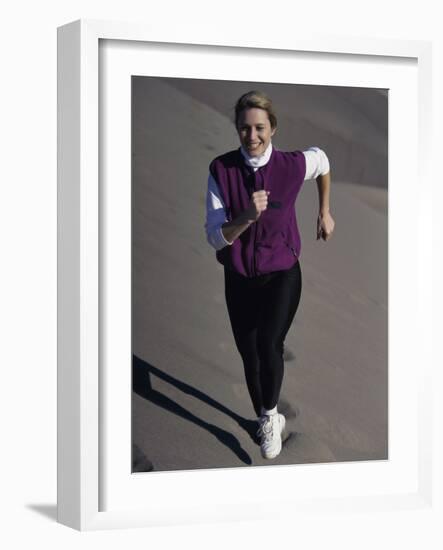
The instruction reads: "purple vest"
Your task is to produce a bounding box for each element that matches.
[210,147,306,277]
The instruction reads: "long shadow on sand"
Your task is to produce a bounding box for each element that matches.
[133,355,257,466]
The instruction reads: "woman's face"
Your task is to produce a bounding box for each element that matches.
[236,107,276,157]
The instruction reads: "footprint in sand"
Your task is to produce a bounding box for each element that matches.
[278,398,300,421]
[283,346,297,362]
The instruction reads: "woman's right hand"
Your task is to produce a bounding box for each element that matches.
[247,190,270,221]
[221,190,270,244]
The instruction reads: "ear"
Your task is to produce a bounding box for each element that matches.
[271,126,276,137]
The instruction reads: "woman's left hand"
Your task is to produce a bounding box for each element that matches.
[317,211,335,241]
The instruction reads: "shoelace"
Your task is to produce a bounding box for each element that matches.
[257,417,274,442]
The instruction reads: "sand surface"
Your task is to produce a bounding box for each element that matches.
[131,77,388,471]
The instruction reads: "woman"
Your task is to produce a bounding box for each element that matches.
[205,90,335,460]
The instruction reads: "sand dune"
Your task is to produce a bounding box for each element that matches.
[164,77,388,189]
[132,77,387,471]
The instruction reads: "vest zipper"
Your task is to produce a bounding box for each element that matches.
[252,172,259,276]
[253,223,257,276]
[252,170,266,276]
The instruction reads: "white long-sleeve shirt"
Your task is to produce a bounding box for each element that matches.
[205,143,330,251]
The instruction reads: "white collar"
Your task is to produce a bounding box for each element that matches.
[240,142,273,169]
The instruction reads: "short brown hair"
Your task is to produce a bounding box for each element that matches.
[234,90,277,129]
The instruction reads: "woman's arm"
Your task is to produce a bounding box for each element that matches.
[316,171,335,241]
[205,175,234,250]
[221,190,269,243]
[302,147,335,241]
[205,175,268,249]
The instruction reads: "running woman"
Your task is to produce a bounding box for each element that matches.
[205,90,335,459]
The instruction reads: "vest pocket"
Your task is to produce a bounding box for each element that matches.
[287,243,298,258]
[279,230,297,258]
[254,231,296,273]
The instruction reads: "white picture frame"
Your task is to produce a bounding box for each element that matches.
[57,19,434,531]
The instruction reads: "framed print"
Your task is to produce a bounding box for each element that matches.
[57,19,433,530]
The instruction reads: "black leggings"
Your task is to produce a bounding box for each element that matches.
[224,261,302,417]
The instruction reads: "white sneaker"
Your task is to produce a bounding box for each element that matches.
[257,413,286,459]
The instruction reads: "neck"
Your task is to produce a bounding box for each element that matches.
[240,142,273,168]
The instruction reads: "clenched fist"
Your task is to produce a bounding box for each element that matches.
[317,211,335,241]
[248,190,270,221]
